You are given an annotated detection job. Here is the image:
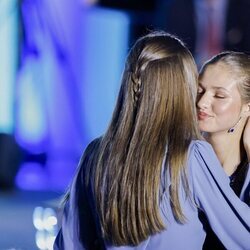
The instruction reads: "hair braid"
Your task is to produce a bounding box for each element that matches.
[131,71,142,106]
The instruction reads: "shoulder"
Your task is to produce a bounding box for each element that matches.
[187,140,230,205]
[188,140,218,164]
[187,139,225,177]
[188,139,214,155]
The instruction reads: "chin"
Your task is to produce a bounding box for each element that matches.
[198,121,208,132]
[198,124,214,134]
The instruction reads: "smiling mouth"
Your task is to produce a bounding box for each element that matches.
[198,111,212,120]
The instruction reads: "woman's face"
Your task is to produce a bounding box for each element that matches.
[196,62,244,133]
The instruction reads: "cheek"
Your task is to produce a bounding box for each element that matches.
[213,100,240,116]
[213,100,241,125]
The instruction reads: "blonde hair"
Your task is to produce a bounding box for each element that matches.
[86,32,200,245]
[200,51,250,103]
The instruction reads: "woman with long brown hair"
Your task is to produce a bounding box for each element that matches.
[54,32,250,250]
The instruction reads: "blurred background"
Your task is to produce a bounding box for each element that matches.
[0,0,249,249]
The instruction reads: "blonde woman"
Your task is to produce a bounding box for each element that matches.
[54,33,250,250]
[197,51,250,249]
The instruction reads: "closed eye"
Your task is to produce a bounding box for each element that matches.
[214,95,226,99]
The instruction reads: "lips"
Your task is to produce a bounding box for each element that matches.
[198,111,212,120]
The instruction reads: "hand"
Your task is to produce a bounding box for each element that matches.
[243,117,250,162]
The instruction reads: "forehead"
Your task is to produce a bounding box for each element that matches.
[199,63,239,91]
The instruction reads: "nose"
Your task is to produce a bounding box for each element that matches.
[197,92,211,110]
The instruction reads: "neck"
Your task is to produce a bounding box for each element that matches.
[204,124,245,176]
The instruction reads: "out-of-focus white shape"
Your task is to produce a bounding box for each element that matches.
[43,208,58,231]
[35,231,47,250]
[45,234,56,250]
[33,206,44,230]
[33,206,58,249]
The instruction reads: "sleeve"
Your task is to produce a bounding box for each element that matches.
[53,138,102,250]
[189,141,250,250]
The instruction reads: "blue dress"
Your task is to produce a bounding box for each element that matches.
[54,140,250,250]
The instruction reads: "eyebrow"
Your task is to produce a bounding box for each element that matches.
[198,82,230,93]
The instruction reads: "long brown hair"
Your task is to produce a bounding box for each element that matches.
[86,32,201,246]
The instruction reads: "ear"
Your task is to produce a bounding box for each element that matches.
[241,102,250,118]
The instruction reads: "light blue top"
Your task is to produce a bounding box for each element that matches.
[54,140,250,250]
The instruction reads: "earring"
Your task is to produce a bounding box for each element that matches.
[227,117,242,133]
[228,127,235,133]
